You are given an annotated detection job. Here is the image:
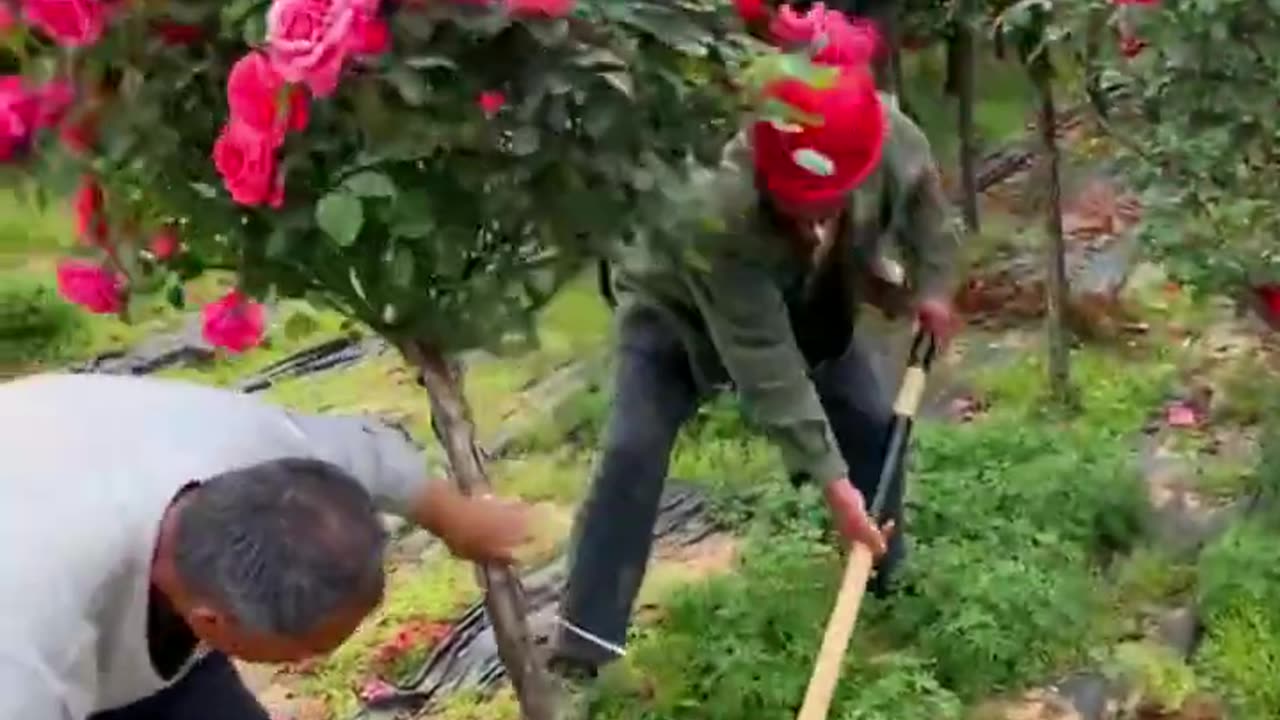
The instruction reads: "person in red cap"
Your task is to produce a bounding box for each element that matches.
[548,46,960,718]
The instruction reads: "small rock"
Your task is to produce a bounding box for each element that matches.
[1056,672,1115,720]
[1152,607,1201,658]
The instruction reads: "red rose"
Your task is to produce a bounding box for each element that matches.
[35,79,75,129]
[477,90,505,117]
[202,289,267,353]
[350,13,389,55]
[149,228,179,260]
[0,4,16,32]
[56,259,123,314]
[505,0,573,19]
[21,0,107,47]
[73,175,110,246]
[1119,33,1146,58]
[152,19,205,45]
[227,51,309,144]
[59,112,97,154]
[212,120,285,207]
[734,0,768,26]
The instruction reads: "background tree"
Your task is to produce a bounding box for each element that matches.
[1091,0,1280,305]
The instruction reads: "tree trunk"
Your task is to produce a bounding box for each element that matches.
[1032,62,1073,407]
[402,340,557,720]
[953,16,980,232]
[1083,6,1109,121]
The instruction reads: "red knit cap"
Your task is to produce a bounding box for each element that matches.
[751,65,885,209]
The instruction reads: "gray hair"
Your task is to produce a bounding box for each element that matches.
[173,457,388,636]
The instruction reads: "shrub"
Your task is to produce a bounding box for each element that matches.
[0,274,86,369]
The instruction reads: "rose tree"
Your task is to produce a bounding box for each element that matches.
[3,0,750,714]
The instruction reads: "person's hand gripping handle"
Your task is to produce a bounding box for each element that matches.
[795,329,937,720]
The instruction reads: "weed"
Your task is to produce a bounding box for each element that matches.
[1106,641,1199,712]
[1194,521,1280,718]
[428,689,521,720]
[594,527,961,720]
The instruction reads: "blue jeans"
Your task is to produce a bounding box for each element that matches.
[554,307,906,669]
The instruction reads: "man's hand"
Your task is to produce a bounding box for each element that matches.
[917,296,960,347]
[419,483,534,564]
[823,479,894,557]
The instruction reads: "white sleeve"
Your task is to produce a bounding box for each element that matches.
[283,412,432,517]
[0,660,78,720]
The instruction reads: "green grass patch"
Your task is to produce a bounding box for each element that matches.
[0,188,71,268]
[585,348,1163,716]
[1193,521,1280,719]
[0,275,89,373]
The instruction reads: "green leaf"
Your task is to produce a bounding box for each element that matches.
[599,70,635,99]
[189,182,219,199]
[510,127,540,156]
[315,191,365,246]
[386,65,429,106]
[343,171,398,198]
[283,310,321,341]
[390,246,415,288]
[165,284,185,310]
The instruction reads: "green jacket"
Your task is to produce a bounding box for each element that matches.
[609,95,961,485]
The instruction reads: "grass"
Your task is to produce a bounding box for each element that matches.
[566,346,1170,719]
[1194,520,1280,718]
[0,274,89,374]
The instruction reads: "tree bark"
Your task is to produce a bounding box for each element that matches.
[1032,62,1073,407]
[953,15,980,232]
[402,340,557,720]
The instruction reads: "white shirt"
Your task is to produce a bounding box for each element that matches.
[0,373,430,719]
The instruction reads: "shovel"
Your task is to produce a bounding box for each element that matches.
[795,327,939,720]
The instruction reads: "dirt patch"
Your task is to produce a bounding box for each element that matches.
[970,690,1084,720]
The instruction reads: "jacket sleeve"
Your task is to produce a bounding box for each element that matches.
[285,412,431,517]
[681,253,848,486]
[900,162,962,300]
[885,107,963,301]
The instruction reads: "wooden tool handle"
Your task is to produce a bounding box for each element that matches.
[795,543,876,720]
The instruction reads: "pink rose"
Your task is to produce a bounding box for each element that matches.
[0,76,40,161]
[212,120,285,207]
[149,228,179,260]
[202,289,266,353]
[22,0,107,47]
[73,175,109,246]
[227,51,309,144]
[0,3,17,32]
[478,90,505,117]
[56,259,123,314]
[265,0,361,97]
[505,0,573,19]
